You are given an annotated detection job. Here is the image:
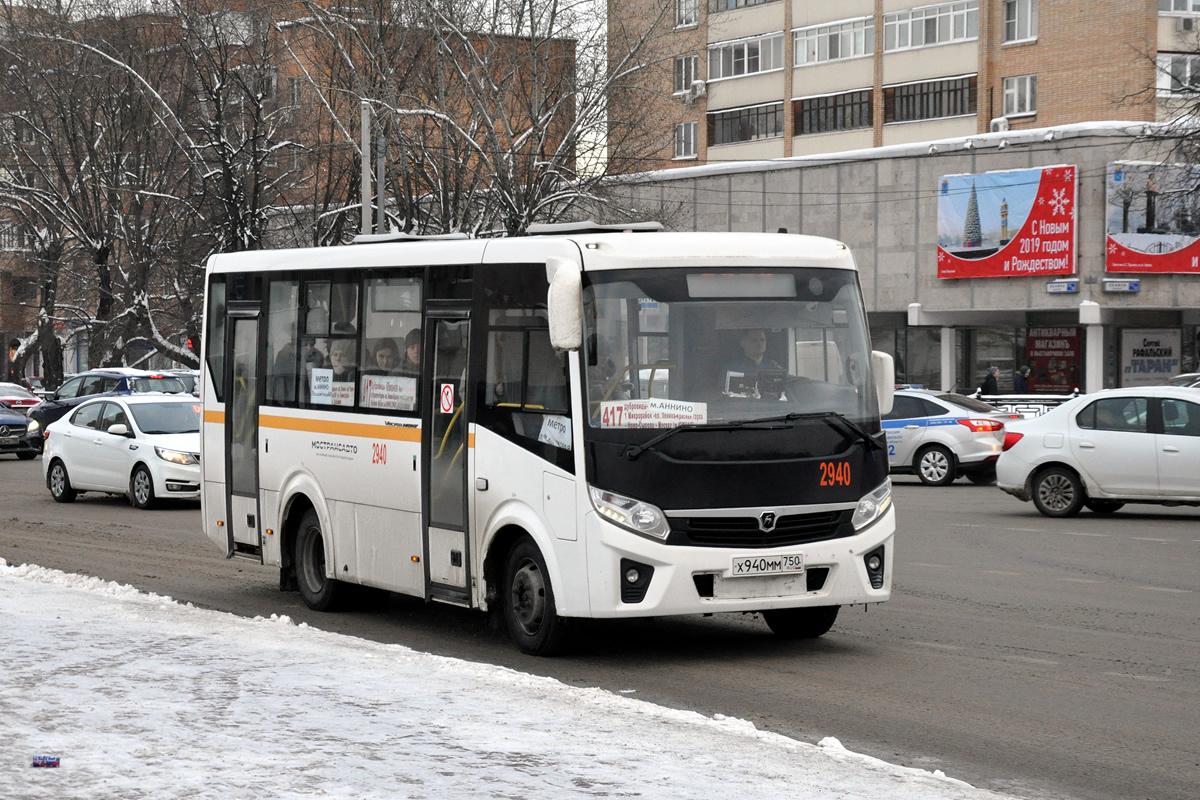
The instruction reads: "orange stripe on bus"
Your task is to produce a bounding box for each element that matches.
[204,410,225,424]
[468,433,475,449]
[259,414,421,442]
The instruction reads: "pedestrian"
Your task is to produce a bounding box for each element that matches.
[1013,365,1031,393]
[980,365,999,395]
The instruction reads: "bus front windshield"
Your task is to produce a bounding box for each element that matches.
[582,267,878,434]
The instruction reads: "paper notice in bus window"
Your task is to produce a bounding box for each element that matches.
[361,374,417,411]
[599,399,707,428]
[331,381,355,406]
[310,368,333,404]
[538,415,573,450]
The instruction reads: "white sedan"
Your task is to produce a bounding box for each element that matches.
[42,394,201,509]
[997,386,1200,517]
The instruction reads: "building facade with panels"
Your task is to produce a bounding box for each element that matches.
[633,0,1199,170]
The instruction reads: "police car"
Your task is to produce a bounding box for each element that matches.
[882,389,1017,486]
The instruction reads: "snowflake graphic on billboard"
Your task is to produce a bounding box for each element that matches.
[1049,188,1071,216]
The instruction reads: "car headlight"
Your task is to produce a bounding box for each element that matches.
[851,478,892,531]
[26,418,40,434]
[155,447,199,465]
[588,485,670,540]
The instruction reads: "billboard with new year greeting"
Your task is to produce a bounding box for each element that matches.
[937,165,1077,279]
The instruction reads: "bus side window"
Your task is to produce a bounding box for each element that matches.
[479,322,573,473]
[360,276,422,414]
[266,280,301,407]
[206,281,227,403]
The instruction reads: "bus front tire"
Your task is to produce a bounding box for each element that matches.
[295,509,343,611]
[502,537,567,656]
[763,606,839,639]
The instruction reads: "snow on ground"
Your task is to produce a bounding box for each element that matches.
[1,558,1027,800]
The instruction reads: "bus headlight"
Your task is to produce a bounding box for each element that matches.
[851,479,892,531]
[588,486,670,540]
[155,447,199,465]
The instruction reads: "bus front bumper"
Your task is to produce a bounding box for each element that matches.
[581,506,894,619]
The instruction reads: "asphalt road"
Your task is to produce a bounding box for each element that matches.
[1,455,1197,800]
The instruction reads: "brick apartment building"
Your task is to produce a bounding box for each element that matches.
[618,0,1196,171]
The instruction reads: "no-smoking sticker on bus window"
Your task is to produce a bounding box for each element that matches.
[439,384,455,414]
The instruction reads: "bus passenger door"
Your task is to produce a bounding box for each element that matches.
[422,311,472,604]
[225,304,263,559]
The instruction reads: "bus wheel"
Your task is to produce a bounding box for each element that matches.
[503,537,567,656]
[762,606,839,639]
[295,509,342,611]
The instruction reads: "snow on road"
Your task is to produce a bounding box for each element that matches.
[1,559,1027,799]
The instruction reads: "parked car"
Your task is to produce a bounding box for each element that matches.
[42,394,202,509]
[0,401,41,459]
[996,386,1200,517]
[164,368,201,396]
[1161,372,1200,389]
[0,382,40,413]
[27,368,189,446]
[882,389,1018,486]
[19,376,51,398]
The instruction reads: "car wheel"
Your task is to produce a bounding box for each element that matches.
[47,459,77,503]
[503,536,568,656]
[295,509,343,612]
[1084,499,1124,514]
[915,445,956,486]
[762,606,840,639]
[130,464,157,510]
[1032,467,1084,518]
[966,468,997,485]
[16,451,37,460]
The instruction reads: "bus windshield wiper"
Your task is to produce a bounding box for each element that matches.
[622,414,799,460]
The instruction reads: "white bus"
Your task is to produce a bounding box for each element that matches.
[200,223,896,655]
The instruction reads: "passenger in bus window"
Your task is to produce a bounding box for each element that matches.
[364,338,398,375]
[327,339,356,378]
[399,329,421,375]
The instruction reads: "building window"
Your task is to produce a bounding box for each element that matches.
[1158,53,1200,93]
[884,1,978,51]
[13,277,38,305]
[1003,74,1037,116]
[1003,0,1037,42]
[794,18,874,66]
[710,0,775,11]
[794,90,873,135]
[1160,0,1200,11]
[674,56,698,94]
[677,0,698,27]
[674,121,698,158]
[288,76,302,106]
[708,33,785,80]
[707,102,784,146]
[884,75,976,123]
[0,223,33,250]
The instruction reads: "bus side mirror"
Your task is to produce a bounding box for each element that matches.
[546,256,582,352]
[871,350,894,415]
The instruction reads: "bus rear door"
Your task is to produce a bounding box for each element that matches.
[225,301,263,559]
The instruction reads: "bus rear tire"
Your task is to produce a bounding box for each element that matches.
[763,606,839,639]
[295,509,343,612]
[502,537,567,656]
